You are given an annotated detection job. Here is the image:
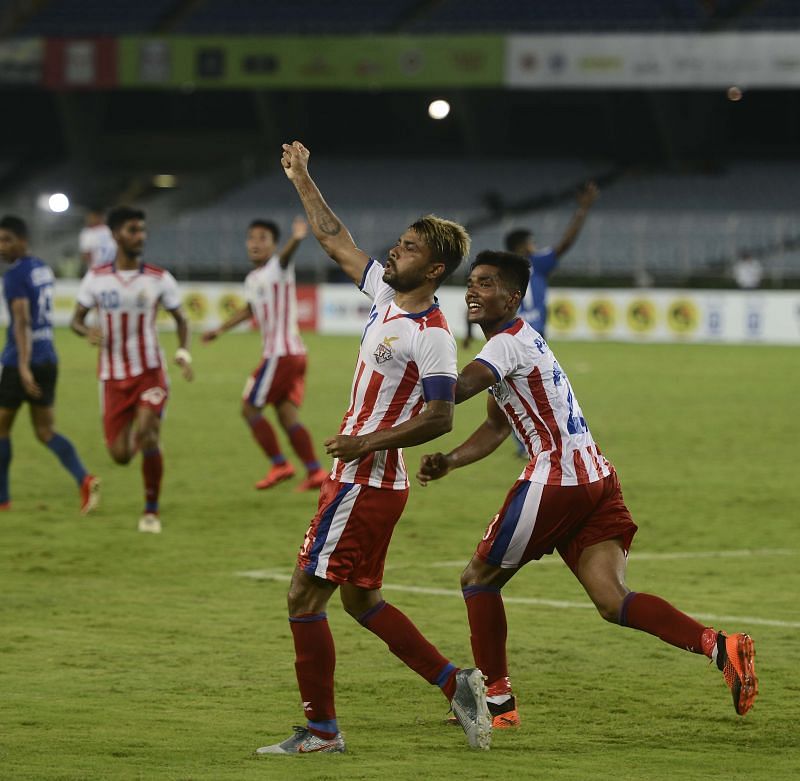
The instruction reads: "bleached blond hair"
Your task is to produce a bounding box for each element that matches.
[409,214,471,287]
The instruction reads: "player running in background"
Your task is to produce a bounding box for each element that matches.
[255,141,491,755]
[418,250,758,727]
[70,206,193,534]
[79,207,116,270]
[202,216,326,492]
[0,215,100,513]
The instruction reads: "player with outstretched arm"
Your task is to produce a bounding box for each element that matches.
[255,142,491,755]
[202,216,326,492]
[419,250,758,728]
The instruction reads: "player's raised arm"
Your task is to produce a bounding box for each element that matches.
[417,396,511,486]
[281,141,369,285]
[277,216,308,270]
[553,180,599,258]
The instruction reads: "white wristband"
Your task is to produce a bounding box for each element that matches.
[175,348,192,365]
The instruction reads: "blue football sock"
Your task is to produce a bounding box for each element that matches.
[0,437,11,503]
[46,433,88,486]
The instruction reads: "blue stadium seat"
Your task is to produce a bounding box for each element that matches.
[20,0,176,35]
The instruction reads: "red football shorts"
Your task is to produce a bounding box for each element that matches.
[243,354,306,408]
[297,477,409,589]
[476,469,638,574]
[100,367,168,446]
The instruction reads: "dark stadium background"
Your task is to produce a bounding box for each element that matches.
[1,0,799,289]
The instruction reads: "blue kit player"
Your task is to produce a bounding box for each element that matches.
[0,215,100,513]
[505,181,598,338]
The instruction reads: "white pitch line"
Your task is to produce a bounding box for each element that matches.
[235,568,800,629]
[428,548,797,568]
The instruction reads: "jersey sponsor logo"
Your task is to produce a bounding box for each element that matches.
[31,266,54,286]
[135,292,150,310]
[490,380,512,404]
[373,335,399,364]
[139,386,167,406]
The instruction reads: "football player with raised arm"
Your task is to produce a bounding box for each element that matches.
[202,216,326,492]
[419,250,758,727]
[70,206,193,534]
[255,142,491,756]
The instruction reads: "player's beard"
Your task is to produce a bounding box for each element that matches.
[384,265,427,293]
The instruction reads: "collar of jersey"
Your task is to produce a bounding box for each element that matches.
[111,261,143,274]
[495,316,522,334]
[386,297,439,321]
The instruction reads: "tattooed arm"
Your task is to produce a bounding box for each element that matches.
[281,141,370,285]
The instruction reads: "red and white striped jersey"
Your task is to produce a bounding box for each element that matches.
[244,256,305,358]
[332,259,458,490]
[474,317,612,486]
[76,262,181,381]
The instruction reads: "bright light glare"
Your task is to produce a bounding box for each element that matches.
[48,193,70,213]
[428,99,450,120]
[727,86,743,102]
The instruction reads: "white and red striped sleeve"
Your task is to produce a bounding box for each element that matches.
[473,332,524,384]
[413,326,457,402]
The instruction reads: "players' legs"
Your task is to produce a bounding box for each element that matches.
[576,538,713,655]
[29,404,89,487]
[341,582,461,701]
[241,399,287,466]
[107,423,136,464]
[286,567,339,739]
[275,399,322,477]
[0,406,19,505]
[460,555,519,711]
[134,405,163,516]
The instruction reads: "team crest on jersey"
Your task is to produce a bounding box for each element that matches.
[490,380,511,404]
[374,335,399,364]
[135,292,149,309]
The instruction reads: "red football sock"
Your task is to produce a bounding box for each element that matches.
[290,614,338,739]
[359,601,458,700]
[141,448,162,513]
[246,415,284,463]
[287,423,320,471]
[463,586,509,687]
[619,592,708,654]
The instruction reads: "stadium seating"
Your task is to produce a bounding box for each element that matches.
[13,0,800,35]
[177,0,415,34]
[143,159,800,284]
[20,0,176,35]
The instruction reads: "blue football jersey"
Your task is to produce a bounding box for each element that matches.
[2,256,57,366]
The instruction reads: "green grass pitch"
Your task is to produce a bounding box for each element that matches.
[2,330,799,780]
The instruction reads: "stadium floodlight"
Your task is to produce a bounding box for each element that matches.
[47,193,70,213]
[727,86,743,102]
[428,99,451,120]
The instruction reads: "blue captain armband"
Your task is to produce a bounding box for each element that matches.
[422,375,456,402]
